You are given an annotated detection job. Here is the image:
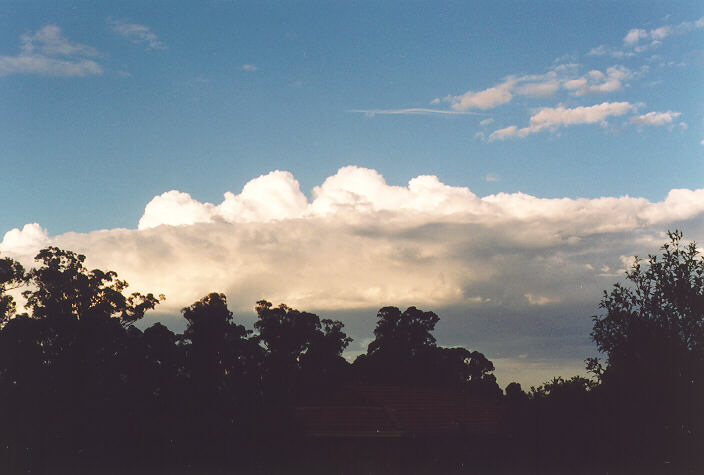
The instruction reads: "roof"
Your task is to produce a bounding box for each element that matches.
[295,384,503,438]
[295,406,403,438]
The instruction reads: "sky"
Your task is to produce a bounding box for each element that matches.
[1,1,703,387]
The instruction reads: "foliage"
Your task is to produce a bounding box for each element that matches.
[21,247,164,325]
[529,375,596,400]
[355,305,501,398]
[254,300,351,402]
[367,306,440,357]
[0,256,25,320]
[588,230,704,467]
[591,230,704,368]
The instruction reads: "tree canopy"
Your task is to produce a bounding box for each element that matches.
[588,230,704,466]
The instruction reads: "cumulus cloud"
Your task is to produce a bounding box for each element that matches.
[5,167,704,386]
[109,19,165,50]
[630,111,681,126]
[0,223,50,256]
[139,190,217,229]
[6,166,704,315]
[0,25,102,77]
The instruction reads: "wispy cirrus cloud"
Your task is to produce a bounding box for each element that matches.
[0,25,102,77]
[109,19,165,50]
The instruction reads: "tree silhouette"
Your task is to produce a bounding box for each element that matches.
[0,256,25,321]
[367,306,439,357]
[589,230,704,468]
[22,247,163,324]
[0,247,169,471]
[254,300,351,403]
[355,306,500,398]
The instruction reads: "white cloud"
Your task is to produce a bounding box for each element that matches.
[0,223,50,256]
[479,118,494,126]
[489,102,635,140]
[21,25,98,57]
[6,168,704,387]
[650,26,672,40]
[563,78,587,90]
[450,79,515,111]
[528,101,634,130]
[139,171,308,229]
[572,66,631,96]
[6,167,703,316]
[484,173,500,182]
[218,170,308,223]
[630,111,681,126]
[488,125,519,142]
[443,62,632,115]
[138,191,216,229]
[241,64,258,72]
[516,81,560,98]
[0,25,102,77]
[593,17,704,58]
[624,28,649,45]
[109,19,165,50]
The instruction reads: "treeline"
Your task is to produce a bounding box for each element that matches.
[0,231,702,473]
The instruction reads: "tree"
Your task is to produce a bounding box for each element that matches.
[589,231,704,467]
[367,306,439,358]
[253,300,351,402]
[22,247,163,325]
[0,247,166,470]
[591,230,703,366]
[355,306,500,397]
[0,256,25,321]
[180,292,261,399]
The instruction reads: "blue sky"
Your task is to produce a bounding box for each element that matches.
[2,1,702,233]
[1,1,703,386]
